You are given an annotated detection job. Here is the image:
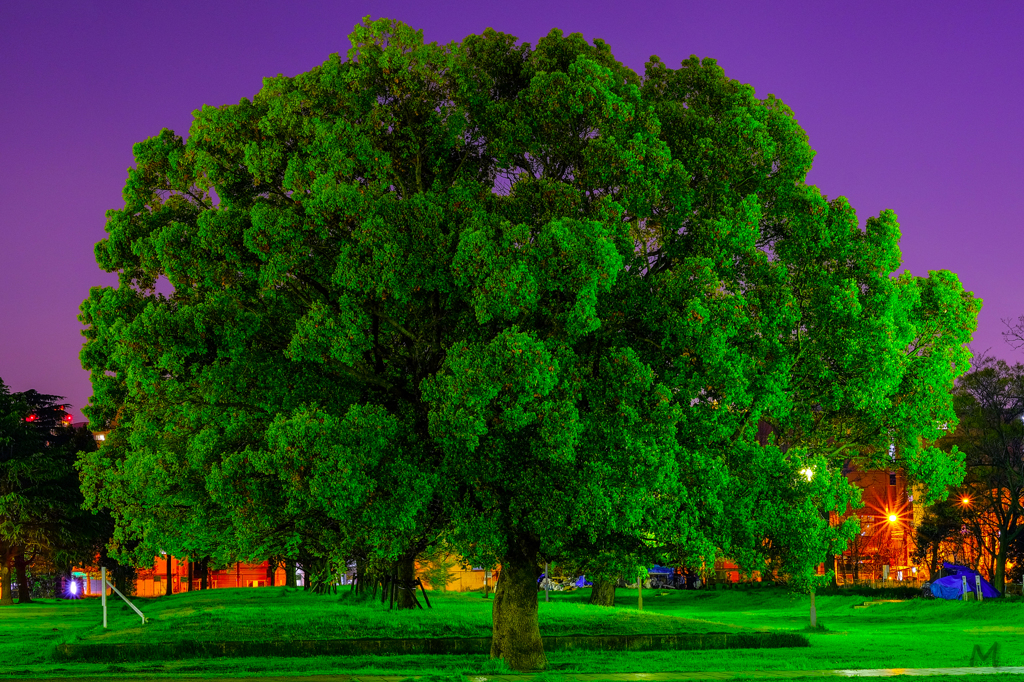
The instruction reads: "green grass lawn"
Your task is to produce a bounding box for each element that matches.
[581,586,1024,672]
[0,585,1023,680]
[64,586,757,646]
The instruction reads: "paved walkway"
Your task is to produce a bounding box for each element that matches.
[465,670,1024,680]
[18,668,1024,681]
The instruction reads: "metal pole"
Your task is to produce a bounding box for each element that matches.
[104,575,147,624]
[101,567,107,629]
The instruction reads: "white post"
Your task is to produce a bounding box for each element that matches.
[101,567,107,628]
[962,575,969,600]
[544,562,550,602]
[976,574,983,602]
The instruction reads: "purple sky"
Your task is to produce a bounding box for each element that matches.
[2,0,1021,422]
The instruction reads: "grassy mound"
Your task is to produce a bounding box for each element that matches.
[64,587,760,647]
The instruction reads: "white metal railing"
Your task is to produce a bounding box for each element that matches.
[101,566,147,627]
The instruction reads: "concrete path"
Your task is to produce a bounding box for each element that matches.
[467,669,1024,680]
[16,668,1024,681]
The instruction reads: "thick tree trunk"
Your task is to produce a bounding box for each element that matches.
[165,555,172,597]
[14,552,32,604]
[395,555,418,610]
[187,559,194,592]
[285,559,297,588]
[0,565,12,606]
[267,558,276,587]
[490,538,546,671]
[929,542,939,581]
[994,540,1007,595]
[353,557,365,594]
[199,558,209,590]
[114,567,131,596]
[589,579,616,606]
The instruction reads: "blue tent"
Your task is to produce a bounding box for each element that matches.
[930,561,1001,599]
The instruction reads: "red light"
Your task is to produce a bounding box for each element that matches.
[25,414,37,422]
[64,414,73,422]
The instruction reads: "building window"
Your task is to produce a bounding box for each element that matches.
[889,473,897,486]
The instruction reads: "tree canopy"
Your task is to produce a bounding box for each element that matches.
[79,17,980,669]
[935,354,1024,593]
[0,380,99,604]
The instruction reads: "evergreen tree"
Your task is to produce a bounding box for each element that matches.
[79,18,978,668]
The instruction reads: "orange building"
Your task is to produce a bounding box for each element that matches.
[833,463,923,583]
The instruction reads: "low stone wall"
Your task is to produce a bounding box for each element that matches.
[53,631,808,662]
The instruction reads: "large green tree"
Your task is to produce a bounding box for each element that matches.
[79,18,978,670]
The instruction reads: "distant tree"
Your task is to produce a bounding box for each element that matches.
[937,354,1024,593]
[0,382,101,604]
[78,17,979,670]
[418,548,459,592]
[912,498,965,579]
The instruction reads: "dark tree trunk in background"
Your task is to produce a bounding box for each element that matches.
[589,579,617,606]
[165,555,172,596]
[0,565,13,606]
[353,557,368,595]
[994,541,1007,595]
[14,552,32,603]
[267,558,277,587]
[114,567,132,596]
[187,559,194,592]
[199,557,209,590]
[285,559,297,588]
[490,536,547,671]
[395,555,418,610]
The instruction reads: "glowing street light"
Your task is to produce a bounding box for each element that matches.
[888,514,898,523]
[800,468,813,482]
[961,496,971,506]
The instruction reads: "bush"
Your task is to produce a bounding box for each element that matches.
[814,585,921,599]
[418,552,459,592]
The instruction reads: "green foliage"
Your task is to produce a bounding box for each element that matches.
[934,353,1024,591]
[418,550,459,592]
[79,14,979,664]
[0,379,105,598]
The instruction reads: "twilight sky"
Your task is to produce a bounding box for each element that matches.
[1,0,1021,422]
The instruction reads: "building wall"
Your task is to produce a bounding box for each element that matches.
[835,465,921,582]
